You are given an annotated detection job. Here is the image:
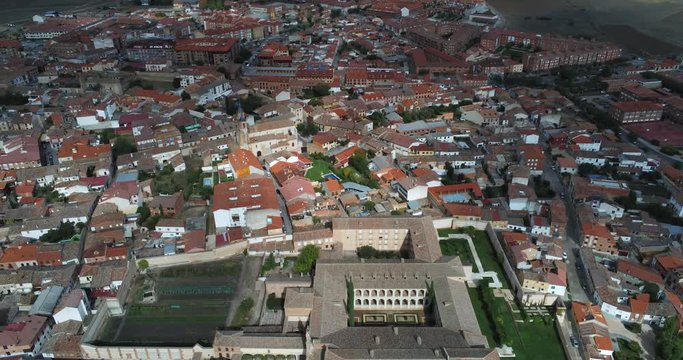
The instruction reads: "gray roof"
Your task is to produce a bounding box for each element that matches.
[284,287,314,309]
[342,182,372,194]
[29,285,64,316]
[21,216,62,231]
[310,256,484,346]
[212,330,304,349]
[321,327,496,359]
[332,217,442,263]
[396,120,446,133]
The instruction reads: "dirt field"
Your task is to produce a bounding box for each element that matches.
[97,258,246,346]
[488,0,683,55]
[0,0,118,25]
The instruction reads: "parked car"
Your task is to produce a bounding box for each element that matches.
[570,336,579,348]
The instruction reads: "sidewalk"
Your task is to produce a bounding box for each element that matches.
[441,233,502,288]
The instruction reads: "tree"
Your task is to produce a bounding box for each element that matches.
[348,152,370,177]
[346,277,355,326]
[293,245,320,274]
[112,136,137,158]
[266,293,284,309]
[615,338,643,360]
[443,161,457,185]
[367,111,385,128]
[143,215,161,230]
[39,221,76,243]
[656,317,683,360]
[234,48,252,64]
[241,94,264,113]
[307,83,330,98]
[357,245,377,259]
[642,282,661,301]
[181,91,191,101]
[616,190,638,210]
[202,0,225,9]
[331,9,342,18]
[578,163,598,177]
[0,91,28,106]
[261,253,277,275]
[138,259,149,271]
[363,201,375,212]
[296,122,320,137]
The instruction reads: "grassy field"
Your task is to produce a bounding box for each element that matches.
[468,286,564,360]
[438,227,510,288]
[438,239,474,266]
[97,259,243,346]
[439,227,564,359]
[305,160,334,182]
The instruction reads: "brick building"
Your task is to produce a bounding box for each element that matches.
[610,101,663,124]
[175,38,239,66]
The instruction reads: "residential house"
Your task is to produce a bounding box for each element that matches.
[582,223,617,255]
[0,315,51,358]
[99,181,141,215]
[213,176,280,233]
[149,193,184,217]
[155,218,186,238]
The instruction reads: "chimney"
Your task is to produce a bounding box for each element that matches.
[416,335,422,345]
[369,349,375,358]
[393,327,398,335]
[434,349,440,357]
[374,335,380,345]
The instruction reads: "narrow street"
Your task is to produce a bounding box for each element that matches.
[541,144,589,304]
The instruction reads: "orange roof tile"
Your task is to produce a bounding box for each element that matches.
[594,336,613,352]
[582,223,612,239]
[325,179,343,192]
[0,245,38,264]
[228,148,261,173]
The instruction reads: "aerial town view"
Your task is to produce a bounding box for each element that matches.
[0,0,682,359]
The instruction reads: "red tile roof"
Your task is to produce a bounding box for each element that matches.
[618,260,663,285]
[582,223,612,239]
[0,245,38,264]
[445,203,482,217]
[213,176,279,212]
[655,255,683,272]
[228,148,261,173]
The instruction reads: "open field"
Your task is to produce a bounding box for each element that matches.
[439,227,564,358]
[96,259,243,346]
[488,0,683,55]
[468,286,564,360]
[0,0,118,26]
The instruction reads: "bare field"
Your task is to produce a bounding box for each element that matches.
[0,0,118,25]
[488,0,683,55]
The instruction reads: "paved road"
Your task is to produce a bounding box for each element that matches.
[270,175,293,235]
[540,145,590,304]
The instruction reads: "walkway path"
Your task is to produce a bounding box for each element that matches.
[440,233,502,288]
